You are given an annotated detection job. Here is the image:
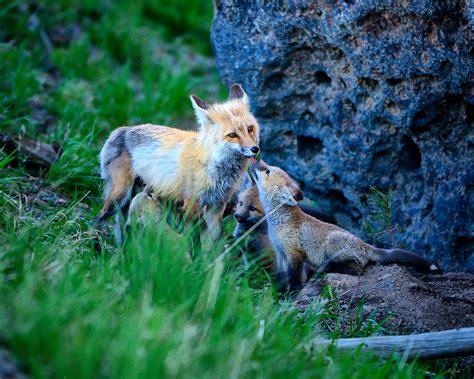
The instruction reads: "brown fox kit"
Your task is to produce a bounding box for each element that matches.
[233,185,274,270]
[97,84,260,242]
[251,160,440,291]
[233,182,335,276]
[234,181,337,238]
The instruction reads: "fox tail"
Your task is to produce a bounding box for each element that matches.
[369,247,441,272]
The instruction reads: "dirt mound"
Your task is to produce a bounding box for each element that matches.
[296,265,474,334]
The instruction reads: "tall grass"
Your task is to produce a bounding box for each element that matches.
[0,202,427,378]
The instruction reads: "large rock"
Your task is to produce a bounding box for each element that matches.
[212,1,474,271]
[0,348,27,379]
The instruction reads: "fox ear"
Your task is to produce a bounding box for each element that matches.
[279,186,298,206]
[291,184,304,201]
[190,95,210,127]
[229,84,249,104]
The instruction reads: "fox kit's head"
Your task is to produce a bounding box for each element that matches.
[251,160,304,207]
[190,84,260,158]
[233,185,265,225]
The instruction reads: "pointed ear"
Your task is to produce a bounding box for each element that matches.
[190,95,210,127]
[291,184,304,201]
[229,83,249,104]
[279,186,298,206]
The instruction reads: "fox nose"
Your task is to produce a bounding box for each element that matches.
[251,146,259,154]
[234,213,243,222]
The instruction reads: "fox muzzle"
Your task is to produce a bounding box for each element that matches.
[241,145,260,158]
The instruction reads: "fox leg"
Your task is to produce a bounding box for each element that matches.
[286,253,304,292]
[302,262,315,284]
[107,178,142,246]
[203,206,223,239]
[273,249,289,292]
[180,198,200,228]
[97,152,134,225]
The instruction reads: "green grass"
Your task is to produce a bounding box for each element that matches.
[0,205,427,378]
[0,1,453,377]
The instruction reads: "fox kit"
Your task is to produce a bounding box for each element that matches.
[97,84,260,242]
[233,183,335,276]
[234,181,336,238]
[233,185,274,270]
[251,160,440,291]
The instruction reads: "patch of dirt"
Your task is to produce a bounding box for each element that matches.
[296,265,474,334]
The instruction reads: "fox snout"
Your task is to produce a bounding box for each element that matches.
[241,145,260,157]
[249,159,268,181]
[233,212,247,223]
[252,159,268,171]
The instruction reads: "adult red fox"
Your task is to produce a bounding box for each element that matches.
[97,84,260,241]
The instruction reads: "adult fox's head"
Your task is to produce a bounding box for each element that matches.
[233,185,265,225]
[251,160,304,207]
[190,84,260,158]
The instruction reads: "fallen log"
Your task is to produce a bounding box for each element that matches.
[0,133,61,168]
[314,327,474,360]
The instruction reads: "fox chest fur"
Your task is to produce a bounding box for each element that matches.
[267,208,305,260]
[199,152,247,208]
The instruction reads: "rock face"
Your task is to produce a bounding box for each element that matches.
[0,348,27,379]
[212,1,474,271]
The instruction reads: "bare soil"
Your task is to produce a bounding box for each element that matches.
[296,264,474,334]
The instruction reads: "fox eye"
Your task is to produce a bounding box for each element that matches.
[266,169,270,176]
[249,205,257,211]
[239,201,243,206]
[228,133,238,139]
[247,125,254,133]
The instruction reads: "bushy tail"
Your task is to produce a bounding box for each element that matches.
[96,127,135,224]
[369,247,441,272]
